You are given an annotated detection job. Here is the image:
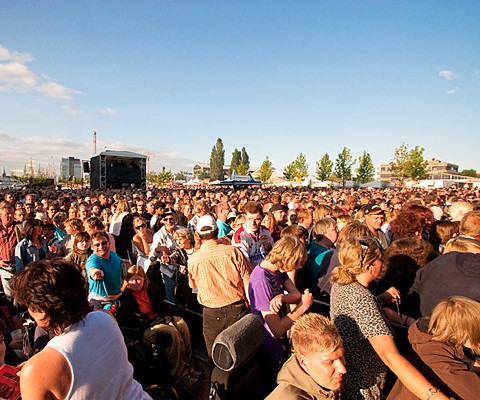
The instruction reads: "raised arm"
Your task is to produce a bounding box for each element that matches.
[369,335,448,400]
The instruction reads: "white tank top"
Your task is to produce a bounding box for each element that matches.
[47,311,151,400]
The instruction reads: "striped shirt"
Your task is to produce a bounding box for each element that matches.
[188,240,252,308]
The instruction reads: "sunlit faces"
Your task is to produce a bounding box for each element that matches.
[91,238,110,258]
[76,239,90,253]
[365,214,384,231]
[175,235,190,249]
[369,258,386,280]
[127,274,144,292]
[14,209,26,222]
[246,212,263,233]
[298,346,346,391]
[325,225,338,244]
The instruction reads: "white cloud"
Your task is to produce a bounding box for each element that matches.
[0,44,80,100]
[61,104,81,115]
[96,107,117,116]
[0,61,37,91]
[36,81,81,100]
[0,45,34,63]
[1,132,196,175]
[446,87,460,94]
[438,70,456,80]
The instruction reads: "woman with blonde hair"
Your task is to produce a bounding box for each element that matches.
[330,238,449,400]
[389,296,480,399]
[249,236,312,367]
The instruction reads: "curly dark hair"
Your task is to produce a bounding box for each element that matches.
[10,259,89,334]
[390,211,423,240]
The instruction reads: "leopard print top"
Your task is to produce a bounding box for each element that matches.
[331,282,394,400]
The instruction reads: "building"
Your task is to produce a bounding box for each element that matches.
[375,158,465,183]
[192,163,231,178]
[60,157,82,179]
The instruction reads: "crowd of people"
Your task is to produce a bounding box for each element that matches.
[0,184,479,399]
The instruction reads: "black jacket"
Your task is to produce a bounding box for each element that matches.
[116,282,172,331]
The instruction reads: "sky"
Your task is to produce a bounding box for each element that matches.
[1,1,479,177]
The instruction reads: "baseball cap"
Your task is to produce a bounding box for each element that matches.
[363,204,385,215]
[197,215,217,234]
[270,203,288,213]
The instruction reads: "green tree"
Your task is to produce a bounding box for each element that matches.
[174,171,187,181]
[390,143,410,181]
[146,172,158,184]
[258,156,273,182]
[405,146,428,181]
[229,148,241,175]
[315,153,333,181]
[334,147,355,188]
[356,151,375,183]
[283,153,308,183]
[209,138,225,180]
[237,147,250,175]
[156,167,173,186]
[460,169,477,177]
[283,162,295,181]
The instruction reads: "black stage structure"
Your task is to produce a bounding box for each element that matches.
[89,150,147,190]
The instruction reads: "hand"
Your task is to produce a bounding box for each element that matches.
[48,245,58,253]
[90,269,104,280]
[0,260,11,268]
[382,287,401,303]
[269,295,284,314]
[259,234,272,249]
[16,361,26,376]
[300,289,313,310]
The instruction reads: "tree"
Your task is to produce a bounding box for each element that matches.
[154,167,173,187]
[390,143,410,181]
[315,153,333,181]
[283,162,295,181]
[174,171,187,181]
[404,146,428,181]
[237,147,250,175]
[356,151,375,183]
[229,148,241,175]
[209,138,225,180]
[283,153,308,183]
[334,147,355,188]
[258,156,273,182]
[460,169,477,177]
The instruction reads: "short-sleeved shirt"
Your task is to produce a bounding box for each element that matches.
[249,265,289,363]
[330,282,393,400]
[85,251,123,298]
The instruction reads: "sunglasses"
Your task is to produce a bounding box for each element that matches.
[93,241,108,247]
[163,217,175,222]
[135,224,146,229]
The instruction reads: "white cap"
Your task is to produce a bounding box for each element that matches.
[197,215,217,234]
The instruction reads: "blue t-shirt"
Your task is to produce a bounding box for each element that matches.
[85,251,123,297]
[216,219,232,238]
[248,265,289,362]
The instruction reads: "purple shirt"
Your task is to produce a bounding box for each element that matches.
[248,265,289,362]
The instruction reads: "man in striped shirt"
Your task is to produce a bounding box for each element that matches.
[188,215,252,358]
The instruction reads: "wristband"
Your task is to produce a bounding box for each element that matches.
[426,388,440,400]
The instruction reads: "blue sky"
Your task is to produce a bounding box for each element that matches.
[1,1,479,176]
